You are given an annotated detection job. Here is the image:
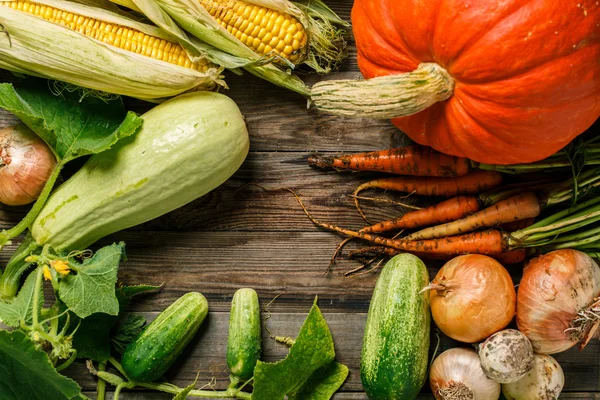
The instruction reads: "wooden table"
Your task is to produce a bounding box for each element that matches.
[1,1,600,397]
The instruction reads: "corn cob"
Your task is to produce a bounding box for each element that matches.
[0,0,222,100]
[1,0,209,71]
[199,0,308,64]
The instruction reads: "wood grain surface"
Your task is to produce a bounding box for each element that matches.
[1,0,600,398]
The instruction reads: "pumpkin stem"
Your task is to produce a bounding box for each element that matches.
[311,62,455,119]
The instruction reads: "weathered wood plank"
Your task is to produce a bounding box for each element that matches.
[1,230,534,314]
[67,312,600,393]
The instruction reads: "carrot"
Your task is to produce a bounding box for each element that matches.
[307,145,471,177]
[494,249,528,265]
[404,192,541,241]
[353,170,503,222]
[360,196,481,233]
[348,246,526,264]
[354,170,503,198]
[499,218,536,232]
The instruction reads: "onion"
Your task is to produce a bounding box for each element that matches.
[478,329,534,384]
[0,125,56,206]
[430,347,501,400]
[502,354,564,400]
[427,254,516,343]
[516,249,600,354]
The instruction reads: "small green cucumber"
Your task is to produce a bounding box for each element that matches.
[121,292,208,382]
[361,253,431,400]
[226,288,261,381]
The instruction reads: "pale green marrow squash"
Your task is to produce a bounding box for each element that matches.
[360,253,431,400]
[30,91,249,250]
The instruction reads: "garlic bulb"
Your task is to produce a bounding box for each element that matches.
[478,329,534,383]
[430,347,501,400]
[0,125,56,206]
[502,354,564,400]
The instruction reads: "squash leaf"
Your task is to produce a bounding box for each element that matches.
[289,362,349,400]
[58,242,125,319]
[0,330,83,400]
[252,300,341,400]
[0,269,43,327]
[110,314,147,354]
[0,78,142,162]
[72,283,158,362]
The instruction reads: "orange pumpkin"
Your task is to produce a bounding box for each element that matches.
[313,0,600,164]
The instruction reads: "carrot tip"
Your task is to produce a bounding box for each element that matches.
[307,154,334,169]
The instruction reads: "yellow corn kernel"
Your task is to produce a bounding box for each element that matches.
[198,0,308,64]
[0,0,207,71]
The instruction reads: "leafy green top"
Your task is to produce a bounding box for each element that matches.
[0,79,141,162]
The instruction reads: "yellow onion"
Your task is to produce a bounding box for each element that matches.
[516,249,600,354]
[502,354,564,400]
[428,254,516,343]
[430,348,501,400]
[0,125,56,206]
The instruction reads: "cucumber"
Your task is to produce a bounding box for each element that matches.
[121,292,209,382]
[226,288,261,381]
[360,253,430,400]
[30,91,249,251]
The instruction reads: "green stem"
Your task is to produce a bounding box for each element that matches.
[0,163,62,242]
[136,381,252,399]
[31,267,43,328]
[55,350,77,372]
[107,357,252,399]
[0,234,42,299]
[97,362,107,400]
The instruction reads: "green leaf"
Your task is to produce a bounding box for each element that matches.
[173,375,199,400]
[58,243,125,319]
[111,314,147,354]
[0,78,142,162]
[0,330,83,400]
[72,312,115,362]
[71,283,158,361]
[117,284,162,305]
[0,269,43,327]
[289,362,349,400]
[252,301,336,400]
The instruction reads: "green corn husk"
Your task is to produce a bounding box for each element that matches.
[0,0,226,101]
[110,0,349,96]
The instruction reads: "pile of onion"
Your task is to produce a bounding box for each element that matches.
[427,254,516,343]
[0,125,56,206]
[430,347,501,400]
[517,249,600,354]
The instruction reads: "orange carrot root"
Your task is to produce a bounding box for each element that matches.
[405,192,541,241]
[307,145,471,177]
[499,217,536,232]
[349,246,525,264]
[353,170,502,223]
[361,196,481,233]
[494,249,528,265]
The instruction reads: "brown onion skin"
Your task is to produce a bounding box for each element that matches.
[516,249,600,354]
[0,125,56,206]
[430,254,516,343]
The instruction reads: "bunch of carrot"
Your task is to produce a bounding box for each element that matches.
[304,144,600,270]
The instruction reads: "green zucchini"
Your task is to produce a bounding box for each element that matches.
[30,91,249,251]
[121,292,208,382]
[361,253,430,400]
[226,288,261,381]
